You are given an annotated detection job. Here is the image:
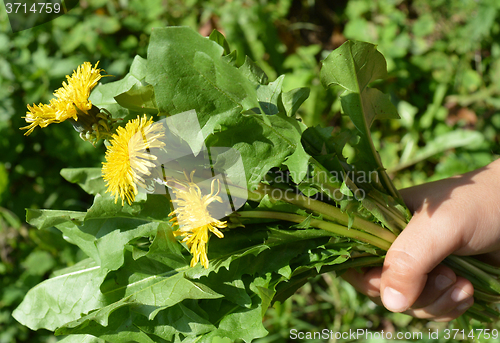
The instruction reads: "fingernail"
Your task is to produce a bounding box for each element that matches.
[367,277,381,297]
[367,289,381,297]
[451,288,472,303]
[383,287,408,312]
[435,274,453,291]
[457,298,474,311]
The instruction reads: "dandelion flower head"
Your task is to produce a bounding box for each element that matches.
[22,62,104,135]
[169,171,227,269]
[102,115,165,206]
[54,61,104,114]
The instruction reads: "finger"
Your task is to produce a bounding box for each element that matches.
[342,267,382,298]
[407,277,474,320]
[380,213,463,313]
[399,184,430,213]
[359,276,473,321]
[411,265,456,309]
[432,298,474,322]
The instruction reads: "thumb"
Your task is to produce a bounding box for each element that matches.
[380,211,462,312]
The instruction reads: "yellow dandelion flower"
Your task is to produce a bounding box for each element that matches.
[102,115,165,206]
[21,62,105,135]
[22,100,61,135]
[54,61,104,114]
[169,171,227,269]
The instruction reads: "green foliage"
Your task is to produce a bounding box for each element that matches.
[321,41,400,198]
[340,0,500,187]
[13,29,384,343]
[13,172,356,342]
[0,207,83,343]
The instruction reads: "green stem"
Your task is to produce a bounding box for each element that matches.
[255,184,397,244]
[460,256,500,276]
[472,302,500,318]
[291,256,384,280]
[310,158,405,233]
[467,303,500,322]
[237,211,392,251]
[160,165,397,243]
[320,256,384,274]
[473,289,500,303]
[446,255,500,294]
[367,192,407,230]
[311,152,407,236]
[444,259,493,293]
[465,307,495,323]
[354,92,400,201]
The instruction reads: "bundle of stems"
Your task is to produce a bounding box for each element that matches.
[239,183,500,324]
[182,165,500,325]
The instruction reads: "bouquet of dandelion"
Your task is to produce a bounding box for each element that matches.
[14,27,500,342]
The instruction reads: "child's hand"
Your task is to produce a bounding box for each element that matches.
[343,159,500,321]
